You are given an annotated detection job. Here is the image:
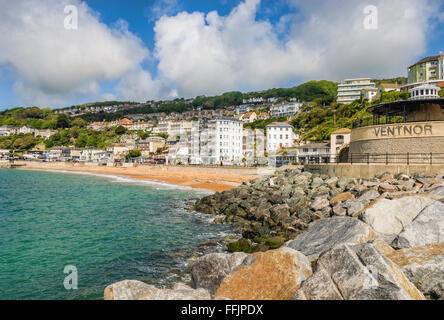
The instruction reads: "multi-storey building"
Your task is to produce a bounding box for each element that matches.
[408,52,444,84]
[403,52,444,91]
[337,78,376,104]
[269,102,302,118]
[266,122,297,153]
[235,104,254,115]
[189,117,243,165]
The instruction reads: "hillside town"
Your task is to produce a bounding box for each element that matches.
[1,52,443,167]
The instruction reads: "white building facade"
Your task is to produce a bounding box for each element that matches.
[189,117,243,165]
[266,122,296,153]
[337,78,376,104]
[269,102,302,118]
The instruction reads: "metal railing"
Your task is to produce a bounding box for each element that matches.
[352,117,442,129]
[346,153,444,165]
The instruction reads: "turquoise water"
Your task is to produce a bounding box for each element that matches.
[0,169,232,300]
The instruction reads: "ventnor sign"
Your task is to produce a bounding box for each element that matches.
[373,124,433,137]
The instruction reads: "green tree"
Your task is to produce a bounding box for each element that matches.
[71,118,86,128]
[12,134,38,151]
[56,114,70,129]
[439,88,444,98]
[126,149,141,159]
[115,125,127,135]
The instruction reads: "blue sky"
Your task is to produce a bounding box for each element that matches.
[0,0,443,110]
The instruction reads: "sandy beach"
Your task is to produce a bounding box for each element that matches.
[14,161,261,192]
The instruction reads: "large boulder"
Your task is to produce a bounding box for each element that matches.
[190,252,249,295]
[214,247,312,300]
[392,201,444,249]
[387,243,444,300]
[104,281,211,300]
[104,280,158,300]
[360,196,435,243]
[294,243,425,300]
[143,283,211,300]
[284,217,378,260]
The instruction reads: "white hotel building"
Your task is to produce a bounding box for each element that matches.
[266,122,297,153]
[189,117,243,165]
[337,78,376,104]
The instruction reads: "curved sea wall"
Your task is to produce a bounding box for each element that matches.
[105,169,444,300]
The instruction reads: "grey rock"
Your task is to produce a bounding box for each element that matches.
[146,283,212,300]
[428,185,444,198]
[332,206,347,216]
[343,199,364,216]
[104,280,158,300]
[270,203,290,222]
[284,217,378,260]
[358,189,379,201]
[360,196,435,243]
[392,201,444,249]
[362,180,380,187]
[190,252,249,295]
[311,177,324,189]
[387,243,444,300]
[310,196,330,211]
[294,243,425,300]
[325,177,339,188]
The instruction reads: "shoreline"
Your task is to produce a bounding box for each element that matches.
[12,161,260,192]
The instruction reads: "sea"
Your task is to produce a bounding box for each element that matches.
[0,169,233,300]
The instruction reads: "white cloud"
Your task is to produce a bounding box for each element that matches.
[153,0,441,98]
[0,0,151,106]
[0,0,441,107]
[148,0,180,22]
[116,69,168,102]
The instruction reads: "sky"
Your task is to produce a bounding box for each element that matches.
[0,0,443,110]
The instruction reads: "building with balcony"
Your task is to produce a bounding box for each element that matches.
[402,52,444,91]
[337,78,376,104]
[269,102,302,118]
[188,117,243,165]
[296,142,331,164]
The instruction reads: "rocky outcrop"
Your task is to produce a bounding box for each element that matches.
[104,280,211,300]
[193,169,441,252]
[392,201,444,249]
[387,243,444,300]
[284,217,378,260]
[190,252,249,295]
[214,247,312,300]
[359,196,435,244]
[294,243,425,300]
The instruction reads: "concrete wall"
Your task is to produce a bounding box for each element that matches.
[350,120,444,154]
[304,163,444,179]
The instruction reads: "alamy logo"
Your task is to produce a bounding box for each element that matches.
[63,265,78,290]
[363,5,378,30]
[64,5,78,30]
